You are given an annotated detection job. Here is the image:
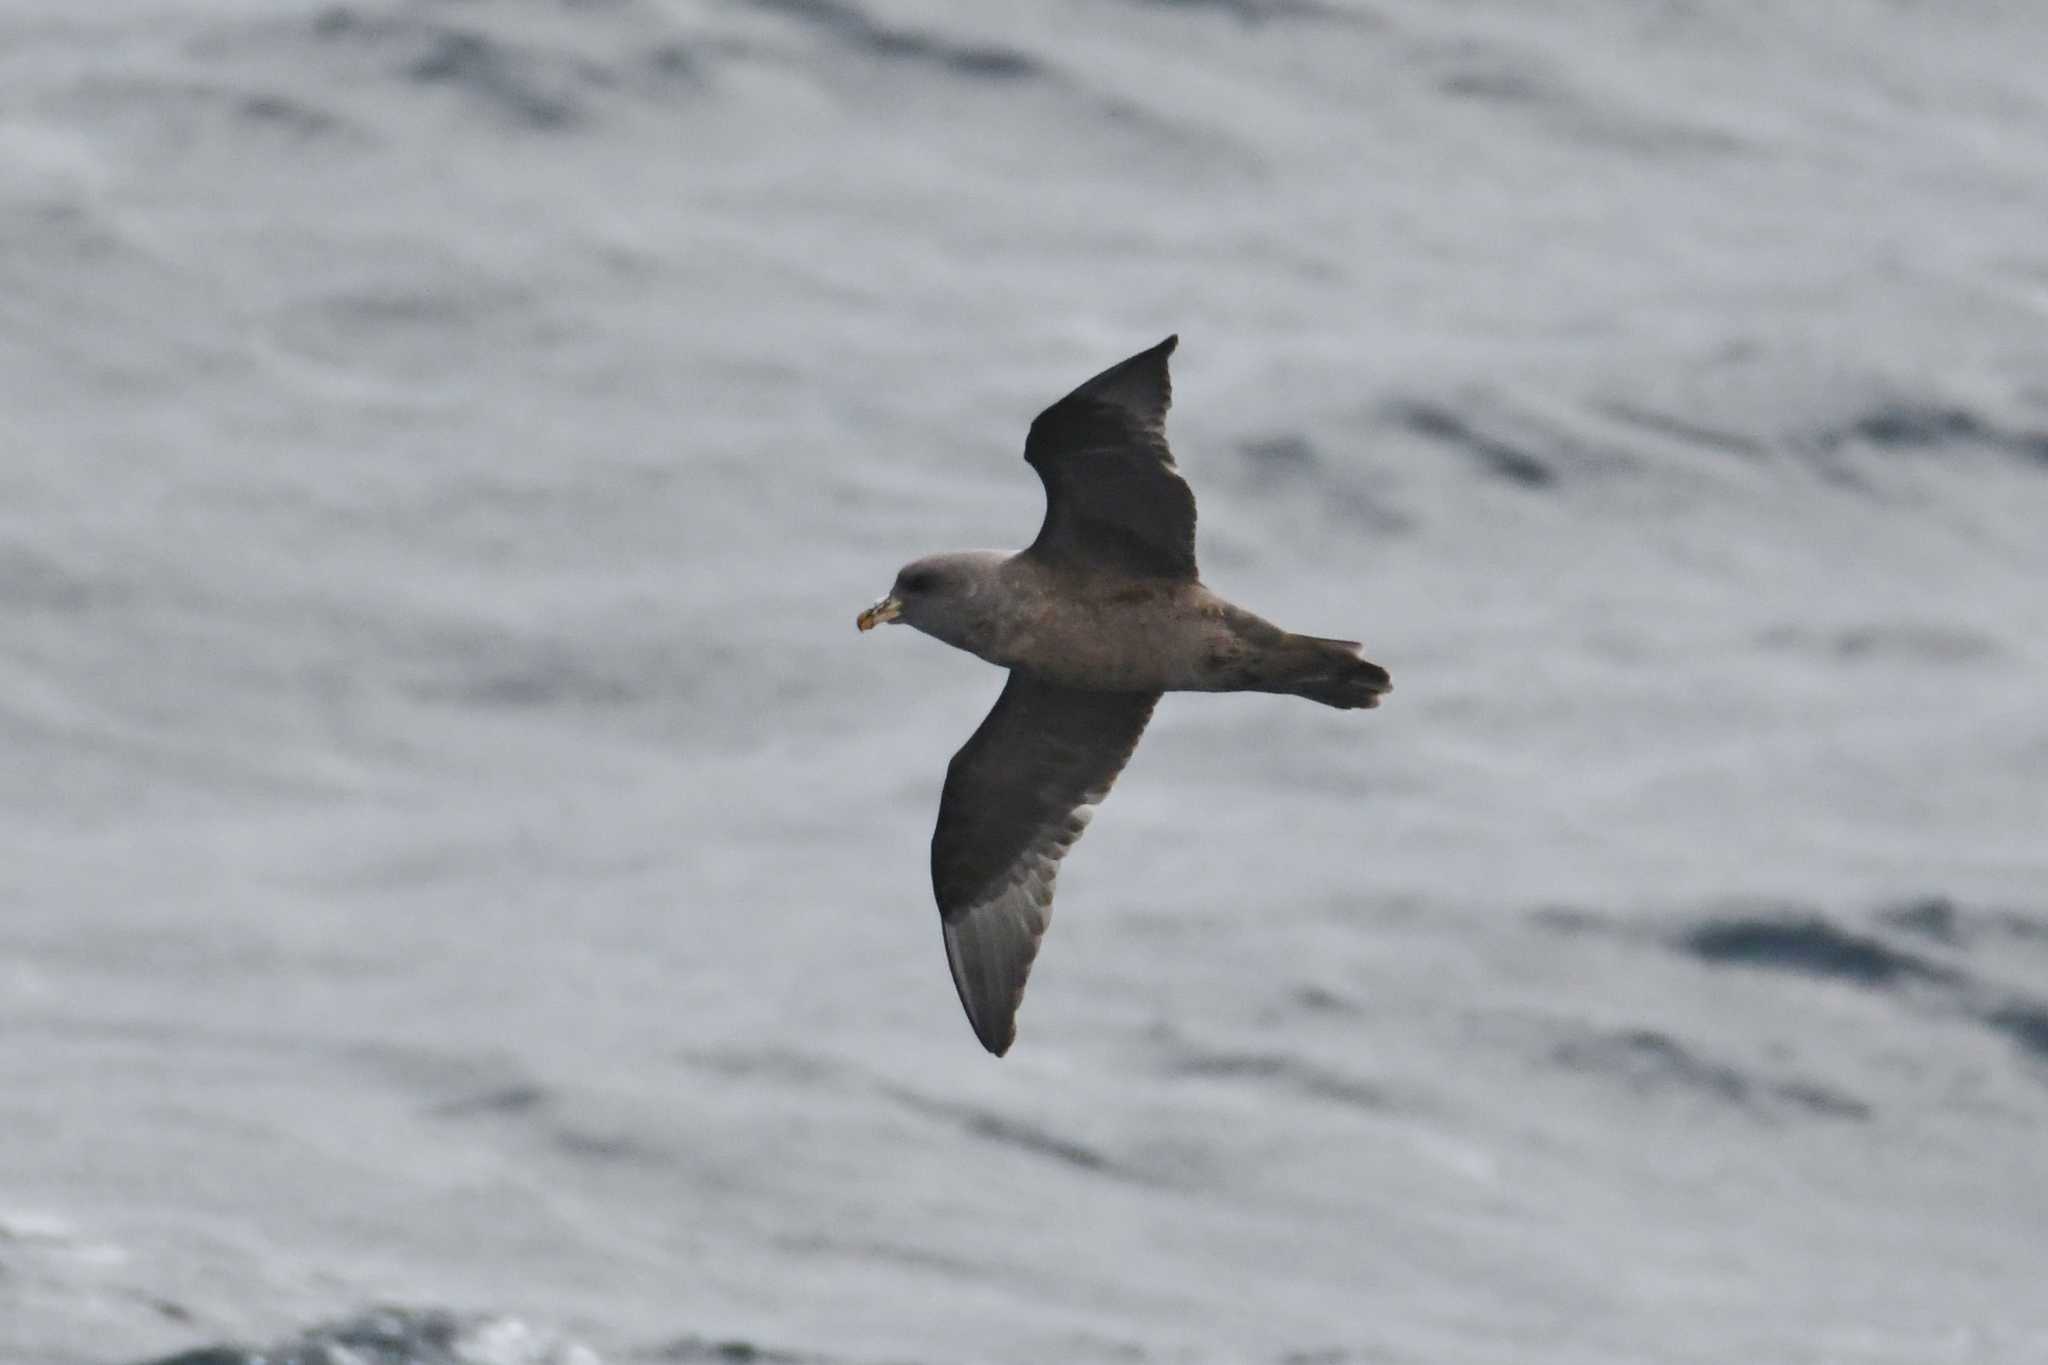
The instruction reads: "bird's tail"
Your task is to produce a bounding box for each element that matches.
[1263,634,1392,710]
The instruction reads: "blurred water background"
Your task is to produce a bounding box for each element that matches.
[2,2,2047,1362]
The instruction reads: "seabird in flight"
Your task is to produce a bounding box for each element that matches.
[859,336,1390,1055]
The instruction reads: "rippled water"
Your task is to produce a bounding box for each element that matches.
[3,2,2047,1362]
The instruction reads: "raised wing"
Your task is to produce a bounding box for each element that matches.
[1023,335,1198,581]
[930,672,1159,1055]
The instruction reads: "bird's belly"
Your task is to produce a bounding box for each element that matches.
[999,593,1223,692]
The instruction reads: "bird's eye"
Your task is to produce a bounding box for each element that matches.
[902,570,937,595]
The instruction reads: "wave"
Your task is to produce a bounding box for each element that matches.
[134,1306,604,1365]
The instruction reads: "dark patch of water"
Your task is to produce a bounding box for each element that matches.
[745,0,1044,82]
[1389,400,1555,487]
[1678,912,1959,988]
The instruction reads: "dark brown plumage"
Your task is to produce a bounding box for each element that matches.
[859,336,1390,1055]
[1024,335,1197,581]
[931,675,1157,1056]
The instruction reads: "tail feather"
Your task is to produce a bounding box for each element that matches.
[1265,634,1391,710]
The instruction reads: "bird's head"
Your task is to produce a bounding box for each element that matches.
[857,551,1007,651]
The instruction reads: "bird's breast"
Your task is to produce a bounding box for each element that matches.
[995,583,1222,692]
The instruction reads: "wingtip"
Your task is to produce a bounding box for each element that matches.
[1157,333,1179,356]
[967,1005,1015,1056]
[969,995,1019,1056]
[944,917,1030,1058]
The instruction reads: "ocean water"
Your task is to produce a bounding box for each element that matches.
[3,1,2047,1362]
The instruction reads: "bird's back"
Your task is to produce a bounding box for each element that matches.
[986,557,1264,693]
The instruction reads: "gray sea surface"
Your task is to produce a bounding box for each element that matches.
[3,1,2047,1362]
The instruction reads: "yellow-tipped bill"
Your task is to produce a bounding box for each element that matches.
[857,595,903,632]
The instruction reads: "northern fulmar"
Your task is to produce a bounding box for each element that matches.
[858,336,1390,1056]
